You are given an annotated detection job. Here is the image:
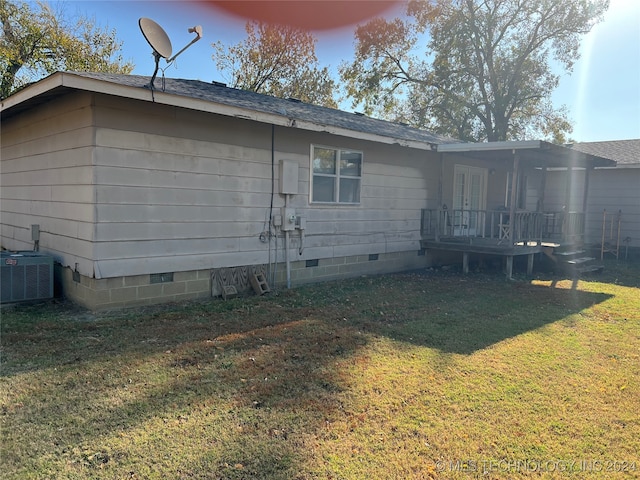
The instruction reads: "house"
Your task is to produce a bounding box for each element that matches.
[544,140,639,260]
[0,72,614,309]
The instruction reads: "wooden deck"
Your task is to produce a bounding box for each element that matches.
[421,237,542,278]
[420,208,584,278]
[421,237,546,255]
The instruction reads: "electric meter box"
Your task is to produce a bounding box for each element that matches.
[279,160,299,194]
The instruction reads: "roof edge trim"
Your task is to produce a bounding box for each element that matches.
[1,72,65,111]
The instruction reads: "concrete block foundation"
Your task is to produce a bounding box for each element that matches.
[57,250,430,310]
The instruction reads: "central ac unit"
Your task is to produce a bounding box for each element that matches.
[1,252,54,303]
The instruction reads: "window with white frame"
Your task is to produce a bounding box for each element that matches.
[311,145,362,204]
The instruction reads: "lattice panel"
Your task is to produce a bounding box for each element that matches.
[211,265,267,297]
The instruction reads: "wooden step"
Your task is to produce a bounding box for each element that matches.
[566,257,595,265]
[576,264,604,274]
[555,250,585,257]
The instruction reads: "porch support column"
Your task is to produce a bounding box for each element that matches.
[538,167,547,212]
[505,255,513,279]
[563,157,575,243]
[582,165,592,212]
[462,252,469,274]
[509,152,520,241]
[435,153,444,242]
[527,253,535,276]
[564,163,574,210]
[581,164,592,246]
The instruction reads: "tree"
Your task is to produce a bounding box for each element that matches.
[340,0,609,142]
[0,0,133,99]
[212,21,338,108]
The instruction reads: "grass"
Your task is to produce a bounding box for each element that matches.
[1,261,639,479]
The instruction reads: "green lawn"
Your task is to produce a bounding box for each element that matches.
[1,262,639,479]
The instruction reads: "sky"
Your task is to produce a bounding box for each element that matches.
[62,0,640,143]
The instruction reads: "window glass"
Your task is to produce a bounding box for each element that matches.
[313,148,336,174]
[340,151,362,176]
[339,178,360,203]
[312,175,335,202]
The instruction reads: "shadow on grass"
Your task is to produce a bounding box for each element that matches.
[533,257,640,290]
[0,272,615,478]
[349,276,612,354]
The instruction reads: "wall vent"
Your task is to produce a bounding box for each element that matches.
[1,252,54,303]
[150,272,174,284]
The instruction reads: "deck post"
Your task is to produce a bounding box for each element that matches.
[505,255,513,279]
[462,252,469,274]
[527,253,535,276]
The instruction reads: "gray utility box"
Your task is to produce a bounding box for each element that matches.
[1,251,54,303]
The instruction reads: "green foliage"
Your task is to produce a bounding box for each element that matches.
[0,0,133,99]
[212,21,338,108]
[340,0,609,142]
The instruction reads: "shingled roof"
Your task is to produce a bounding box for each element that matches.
[1,71,455,149]
[568,139,640,166]
[0,71,624,169]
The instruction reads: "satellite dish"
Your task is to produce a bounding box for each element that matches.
[139,17,172,59]
[138,17,203,90]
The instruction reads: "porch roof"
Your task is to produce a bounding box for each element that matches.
[437,140,616,169]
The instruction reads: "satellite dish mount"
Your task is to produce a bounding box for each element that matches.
[139,18,203,90]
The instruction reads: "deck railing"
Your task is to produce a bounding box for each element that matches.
[421,209,585,245]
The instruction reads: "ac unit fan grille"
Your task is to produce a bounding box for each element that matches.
[1,253,54,303]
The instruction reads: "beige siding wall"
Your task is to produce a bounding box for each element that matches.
[543,168,640,248]
[90,95,438,279]
[0,92,96,274]
[540,169,587,212]
[587,168,640,248]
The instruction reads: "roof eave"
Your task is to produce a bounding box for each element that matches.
[437,140,544,153]
[436,139,615,168]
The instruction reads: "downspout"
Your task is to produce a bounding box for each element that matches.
[269,124,275,285]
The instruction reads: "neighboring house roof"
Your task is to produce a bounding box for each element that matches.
[568,139,640,168]
[1,71,456,150]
